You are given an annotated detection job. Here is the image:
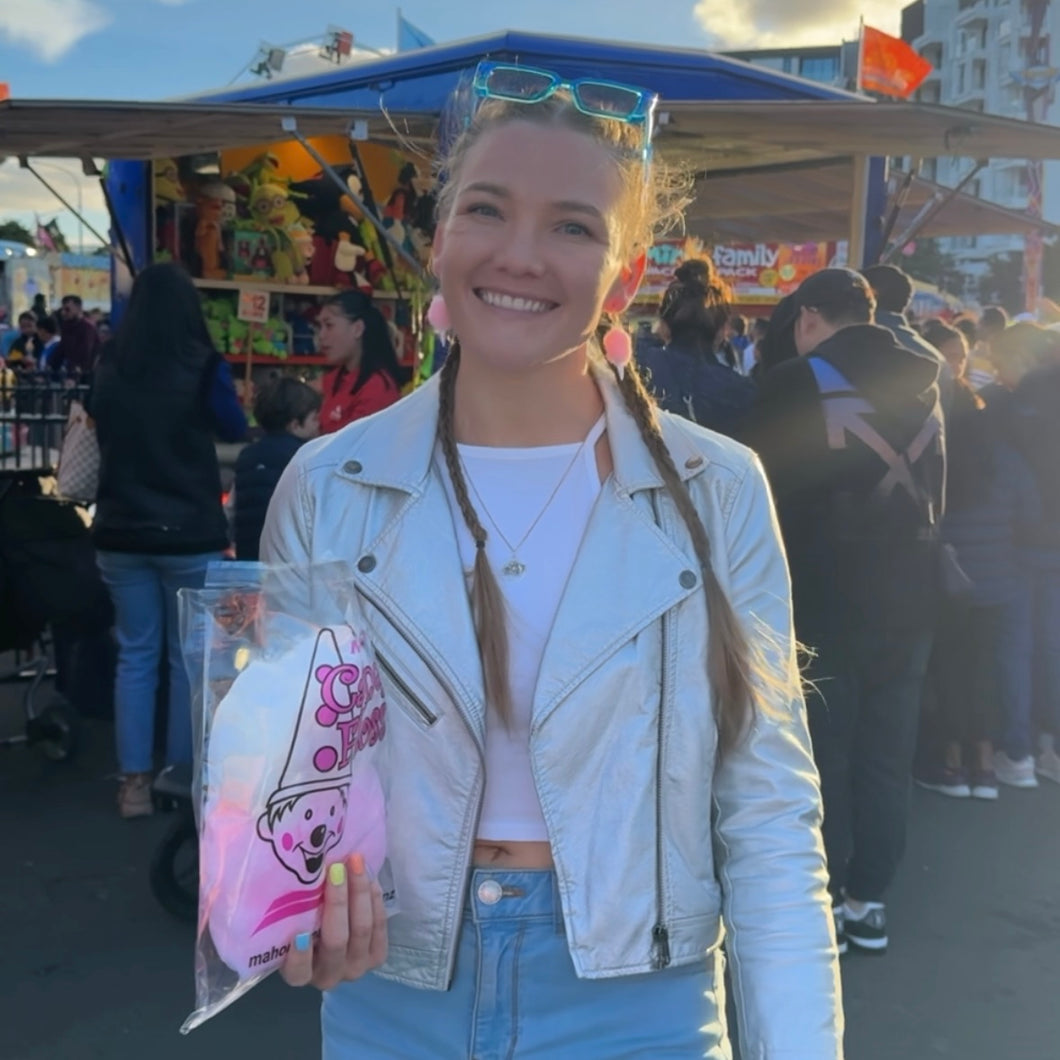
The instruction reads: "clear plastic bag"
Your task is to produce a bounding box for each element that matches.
[178,561,395,1032]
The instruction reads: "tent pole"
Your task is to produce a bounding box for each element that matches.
[18,157,111,250]
[849,154,871,268]
[280,117,425,278]
[879,159,986,263]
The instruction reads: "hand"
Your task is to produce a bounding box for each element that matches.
[280,852,388,991]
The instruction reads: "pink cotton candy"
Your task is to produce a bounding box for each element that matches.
[602,325,632,380]
[198,628,388,979]
[426,293,450,333]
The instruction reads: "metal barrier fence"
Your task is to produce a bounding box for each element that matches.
[0,376,91,472]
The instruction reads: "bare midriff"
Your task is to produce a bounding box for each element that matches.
[472,840,555,869]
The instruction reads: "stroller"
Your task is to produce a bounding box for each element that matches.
[0,469,113,760]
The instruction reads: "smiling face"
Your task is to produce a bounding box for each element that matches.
[432,120,638,376]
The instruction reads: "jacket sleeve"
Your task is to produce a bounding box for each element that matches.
[710,454,843,1059]
[206,358,249,443]
[259,454,313,568]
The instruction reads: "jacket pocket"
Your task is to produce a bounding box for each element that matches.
[375,645,439,728]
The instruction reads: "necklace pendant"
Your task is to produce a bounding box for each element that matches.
[502,558,527,577]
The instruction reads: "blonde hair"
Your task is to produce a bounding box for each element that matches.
[434,91,774,751]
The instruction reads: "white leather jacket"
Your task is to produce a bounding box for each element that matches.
[260,366,843,1058]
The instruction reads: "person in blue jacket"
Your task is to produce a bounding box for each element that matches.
[913,322,1039,801]
[638,259,756,439]
[232,375,321,560]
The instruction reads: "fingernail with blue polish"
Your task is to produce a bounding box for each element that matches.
[294,932,312,953]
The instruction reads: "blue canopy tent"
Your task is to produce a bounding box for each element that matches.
[96,30,882,316]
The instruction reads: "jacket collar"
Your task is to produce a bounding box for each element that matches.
[333,360,711,495]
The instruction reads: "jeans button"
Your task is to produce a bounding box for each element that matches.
[477,879,503,905]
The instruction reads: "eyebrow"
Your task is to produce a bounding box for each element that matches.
[462,182,605,222]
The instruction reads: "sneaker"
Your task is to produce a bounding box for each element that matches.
[833,904,848,957]
[914,765,971,798]
[969,769,999,801]
[1036,748,1060,785]
[843,901,887,954]
[118,773,154,818]
[993,751,1039,789]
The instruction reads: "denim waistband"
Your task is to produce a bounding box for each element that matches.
[465,868,561,929]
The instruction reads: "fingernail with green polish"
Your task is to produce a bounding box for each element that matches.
[328,862,347,887]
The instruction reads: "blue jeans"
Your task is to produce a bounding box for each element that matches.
[322,869,729,1059]
[996,585,1035,761]
[1032,565,1060,739]
[96,550,220,774]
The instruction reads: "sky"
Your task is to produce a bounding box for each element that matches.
[0,0,906,248]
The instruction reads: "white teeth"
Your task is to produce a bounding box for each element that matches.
[478,290,552,313]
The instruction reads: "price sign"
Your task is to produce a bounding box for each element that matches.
[237,287,270,324]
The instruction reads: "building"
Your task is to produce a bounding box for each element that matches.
[903,0,1060,300]
[722,44,860,91]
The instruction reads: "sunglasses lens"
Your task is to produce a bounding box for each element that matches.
[575,81,643,119]
[484,66,555,101]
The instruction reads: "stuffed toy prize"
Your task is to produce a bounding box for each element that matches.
[198,625,388,982]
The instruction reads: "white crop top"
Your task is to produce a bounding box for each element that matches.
[438,416,606,842]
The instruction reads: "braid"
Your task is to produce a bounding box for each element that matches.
[612,358,757,752]
[437,343,513,725]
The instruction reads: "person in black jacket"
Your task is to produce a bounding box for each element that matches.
[90,263,247,818]
[743,268,945,957]
[232,376,321,560]
[637,259,755,439]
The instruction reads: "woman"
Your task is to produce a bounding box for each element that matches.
[638,259,755,438]
[914,322,1039,800]
[316,290,404,433]
[263,63,841,1058]
[90,263,246,818]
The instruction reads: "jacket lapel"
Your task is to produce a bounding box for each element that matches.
[341,377,487,747]
[531,366,708,729]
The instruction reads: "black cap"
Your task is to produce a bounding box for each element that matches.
[794,268,870,309]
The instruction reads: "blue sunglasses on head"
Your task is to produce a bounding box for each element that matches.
[472,61,657,160]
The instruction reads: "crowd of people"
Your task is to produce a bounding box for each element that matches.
[0,293,109,380]
[637,257,1060,957]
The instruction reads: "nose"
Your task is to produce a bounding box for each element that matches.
[310,824,327,848]
[492,221,546,277]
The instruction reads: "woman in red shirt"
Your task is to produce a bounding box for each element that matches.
[316,291,404,433]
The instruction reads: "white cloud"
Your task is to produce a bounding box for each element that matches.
[693,0,902,49]
[0,0,110,63]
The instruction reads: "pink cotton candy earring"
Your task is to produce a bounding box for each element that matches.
[426,294,450,334]
[603,324,633,380]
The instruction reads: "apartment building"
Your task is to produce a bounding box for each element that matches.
[903,0,1060,296]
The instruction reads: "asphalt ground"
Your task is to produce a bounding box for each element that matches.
[2,676,1059,1060]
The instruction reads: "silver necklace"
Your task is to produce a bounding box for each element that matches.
[460,430,596,577]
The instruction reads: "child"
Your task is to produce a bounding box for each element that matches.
[262,61,841,1058]
[232,376,320,560]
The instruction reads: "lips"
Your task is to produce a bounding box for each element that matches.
[475,288,556,314]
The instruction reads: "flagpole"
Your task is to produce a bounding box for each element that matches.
[856,16,865,93]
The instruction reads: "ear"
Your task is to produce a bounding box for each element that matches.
[603,252,648,315]
[351,318,366,341]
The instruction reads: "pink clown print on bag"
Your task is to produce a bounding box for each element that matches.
[198,626,388,983]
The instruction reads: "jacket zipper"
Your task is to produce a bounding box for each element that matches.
[651,572,672,971]
[375,649,438,726]
[353,582,484,986]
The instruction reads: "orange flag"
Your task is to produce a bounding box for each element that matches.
[860,25,934,99]
[0,84,9,102]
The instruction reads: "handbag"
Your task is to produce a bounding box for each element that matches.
[55,399,100,504]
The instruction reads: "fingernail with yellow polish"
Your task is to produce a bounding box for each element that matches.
[328,862,346,887]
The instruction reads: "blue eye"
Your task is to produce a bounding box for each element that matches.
[559,221,591,237]
[466,202,500,218]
